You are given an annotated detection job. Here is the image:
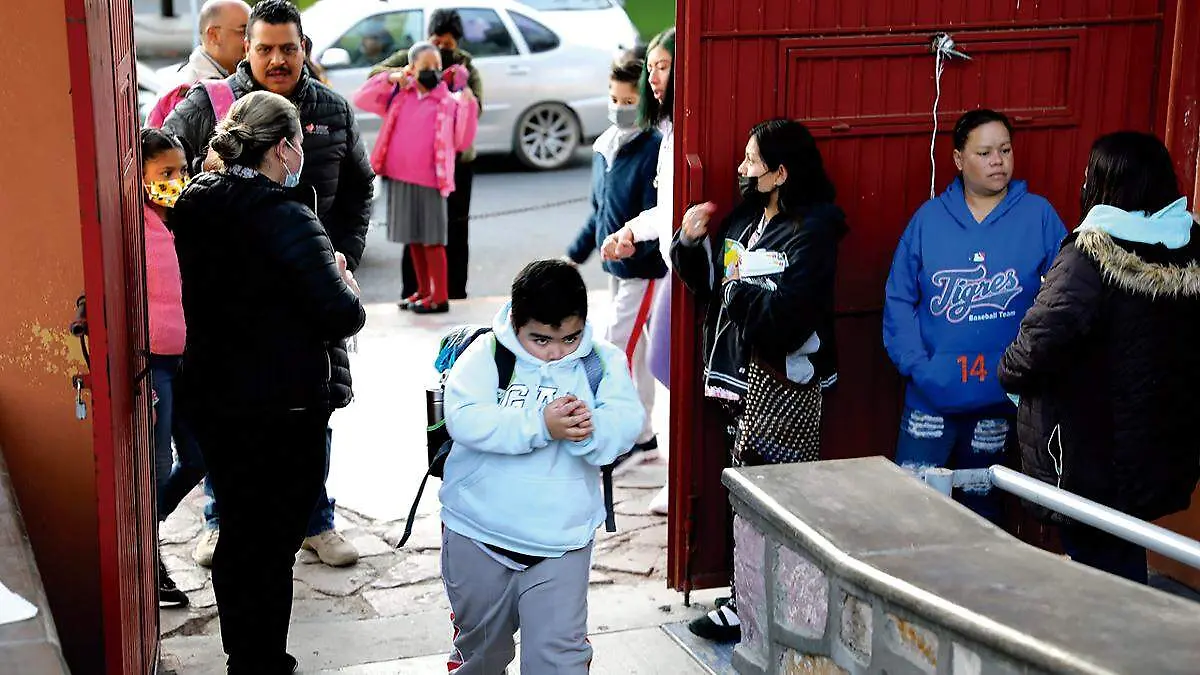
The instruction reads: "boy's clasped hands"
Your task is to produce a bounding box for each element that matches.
[544,395,594,442]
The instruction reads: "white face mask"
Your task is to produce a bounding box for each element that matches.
[608,102,639,130]
[281,138,304,188]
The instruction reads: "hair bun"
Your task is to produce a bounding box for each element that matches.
[210,122,252,161]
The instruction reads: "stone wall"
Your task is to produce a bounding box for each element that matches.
[724,458,1200,675]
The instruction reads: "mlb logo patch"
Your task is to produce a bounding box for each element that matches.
[304,123,330,136]
[972,251,986,263]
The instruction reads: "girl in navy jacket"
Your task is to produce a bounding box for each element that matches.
[883,109,1066,521]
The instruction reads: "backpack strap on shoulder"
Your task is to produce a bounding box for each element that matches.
[492,336,516,390]
[584,348,615,533]
[582,349,604,396]
[201,79,236,122]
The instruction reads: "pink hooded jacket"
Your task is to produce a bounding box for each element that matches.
[353,69,478,197]
[144,204,187,356]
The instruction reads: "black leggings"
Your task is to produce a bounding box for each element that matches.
[191,406,331,674]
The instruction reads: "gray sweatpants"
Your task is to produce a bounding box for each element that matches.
[442,527,593,674]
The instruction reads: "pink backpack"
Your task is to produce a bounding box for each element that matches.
[147,79,236,129]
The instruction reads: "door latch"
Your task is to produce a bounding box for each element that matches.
[72,374,87,421]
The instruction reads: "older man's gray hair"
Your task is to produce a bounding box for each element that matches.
[408,41,440,65]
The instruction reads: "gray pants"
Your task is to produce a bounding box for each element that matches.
[442,527,593,674]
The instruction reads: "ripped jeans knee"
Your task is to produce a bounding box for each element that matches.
[971,418,1009,455]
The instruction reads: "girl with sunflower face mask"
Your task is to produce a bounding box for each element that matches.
[141,128,206,610]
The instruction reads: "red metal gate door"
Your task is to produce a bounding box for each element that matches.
[65,0,158,671]
[670,0,1179,594]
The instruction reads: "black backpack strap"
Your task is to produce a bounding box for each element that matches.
[583,349,615,532]
[397,441,452,548]
[493,337,516,389]
[583,349,616,532]
[601,466,617,533]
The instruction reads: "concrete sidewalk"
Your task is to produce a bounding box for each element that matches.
[158,294,728,674]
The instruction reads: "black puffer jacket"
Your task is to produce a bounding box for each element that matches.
[162,62,374,270]
[170,171,366,414]
[999,227,1200,521]
[672,201,846,401]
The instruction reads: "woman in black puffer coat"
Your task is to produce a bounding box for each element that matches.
[999,131,1200,585]
[171,90,365,674]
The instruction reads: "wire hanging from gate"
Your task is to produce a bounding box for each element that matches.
[929,33,972,199]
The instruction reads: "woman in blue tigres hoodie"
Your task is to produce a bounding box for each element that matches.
[439,260,644,673]
[883,109,1066,521]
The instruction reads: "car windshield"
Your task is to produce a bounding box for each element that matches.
[518,0,613,10]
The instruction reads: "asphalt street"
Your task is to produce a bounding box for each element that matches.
[355,148,612,303]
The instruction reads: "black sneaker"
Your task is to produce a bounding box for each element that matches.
[411,300,450,315]
[610,437,661,477]
[688,604,741,643]
[158,560,189,609]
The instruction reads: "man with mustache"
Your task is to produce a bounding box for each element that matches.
[164,0,373,570]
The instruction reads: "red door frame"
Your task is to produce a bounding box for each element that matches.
[64,0,159,671]
[667,0,1200,596]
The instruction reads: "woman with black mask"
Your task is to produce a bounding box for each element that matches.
[671,119,846,642]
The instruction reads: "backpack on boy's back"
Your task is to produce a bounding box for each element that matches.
[395,325,617,548]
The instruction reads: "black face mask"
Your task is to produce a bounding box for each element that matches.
[739,174,770,206]
[440,48,456,66]
[417,68,442,91]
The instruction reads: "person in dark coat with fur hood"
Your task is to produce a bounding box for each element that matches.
[999,131,1200,584]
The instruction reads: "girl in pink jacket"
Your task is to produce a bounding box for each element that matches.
[354,42,479,314]
[141,128,206,608]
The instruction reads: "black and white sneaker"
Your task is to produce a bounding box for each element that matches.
[688,603,741,643]
[158,560,189,609]
[609,437,661,477]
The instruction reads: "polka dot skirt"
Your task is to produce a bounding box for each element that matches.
[734,358,823,466]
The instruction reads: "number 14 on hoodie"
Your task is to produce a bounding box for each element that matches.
[957,354,989,383]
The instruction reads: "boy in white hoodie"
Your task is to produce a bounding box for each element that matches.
[440,259,645,673]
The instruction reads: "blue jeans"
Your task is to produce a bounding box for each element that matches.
[895,406,1011,524]
[203,427,335,537]
[151,355,207,521]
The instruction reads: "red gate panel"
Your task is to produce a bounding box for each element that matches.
[670,0,1179,594]
[64,0,158,670]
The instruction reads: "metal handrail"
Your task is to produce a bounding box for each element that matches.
[986,466,1200,571]
[916,465,1200,570]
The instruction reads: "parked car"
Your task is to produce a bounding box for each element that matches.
[304,0,617,170]
[136,61,163,125]
[517,0,639,53]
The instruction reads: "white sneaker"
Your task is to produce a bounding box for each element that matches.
[302,529,359,567]
[193,528,219,568]
[648,484,669,516]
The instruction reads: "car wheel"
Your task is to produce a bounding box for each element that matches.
[514,103,580,170]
